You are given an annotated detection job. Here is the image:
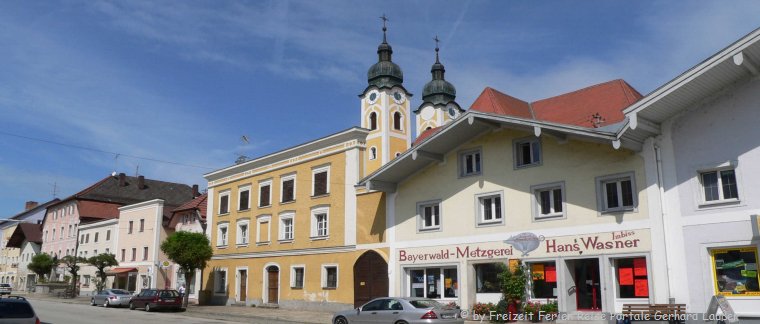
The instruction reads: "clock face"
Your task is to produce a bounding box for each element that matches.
[447,104,459,118]
[420,106,435,120]
[392,91,405,104]
[367,90,379,104]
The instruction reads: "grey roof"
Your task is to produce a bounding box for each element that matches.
[56,174,194,208]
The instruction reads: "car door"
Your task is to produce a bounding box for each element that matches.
[135,290,147,307]
[355,299,385,324]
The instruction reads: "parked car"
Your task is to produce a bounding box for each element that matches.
[0,296,41,324]
[128,289,183,312]
[0,284,11,296]
[332,297,463,324]
[90,289,133,308]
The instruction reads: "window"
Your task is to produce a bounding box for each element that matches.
[528,262,557,298]
[279,213,294,241]
[105,248,110,254]
[597,172,636,212]
[52,229,56,241]
[409,267,458,299]
[85,234,89,243]
[476,192,503,225]
[322,265,338,289]
[369,147,377,160]
[459,149,482,177]
[475,263,504,293]
[711,247,760,296]
[393,111,402,130]
[417,201,441,231]
[700,169,739,203]
[106,230,111,241]
[532,182,566,220]
[93,249,98,255]
[515,138,541,168]
[83,275,91,287]
[60,227,64,239]
[258,180,272,207]
[369,112,378,131]
[238,185,251,210]
[120,249,125,262]
[131,248,136,261]
[219,190,230,214]
[291,266,305,289]
[236,220,249,245]
[139,219,144,232]
[312,166,329,196]
[217,224,229,246]
[215,270,227,294]
[79,234,84,244]
[256,216,271,243]
[68,225,72,237]
[128,221,134,234]
[94,232,99,243]
[311,207,329,238]
[143,247,149,261]
[615,257,648,298]
[281,175,296,203]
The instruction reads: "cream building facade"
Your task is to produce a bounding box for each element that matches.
[77,219,118,296]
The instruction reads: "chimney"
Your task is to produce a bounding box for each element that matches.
[25,201,39,210]
[192,184,200,197]
[138,176,146,190]
[118,173,126,187]
[37,220,42,225]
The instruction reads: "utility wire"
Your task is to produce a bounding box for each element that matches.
[0,130,215,170]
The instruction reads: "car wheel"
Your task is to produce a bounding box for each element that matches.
[104,300,110,308]
[129,302,135,310]
[395,321,408,324]
[91,298,96,306]
[334,316,349,324]
[145,303,152,312]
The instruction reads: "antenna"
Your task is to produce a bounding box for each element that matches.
[135,164,140,177]
[235,135,251,164]
[50,181,59,198]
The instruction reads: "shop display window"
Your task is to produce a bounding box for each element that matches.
[529,261,557,298]
[408,267,458,299]
[475,263,503,293]
[616,257,648,298]
[712,247,760,296]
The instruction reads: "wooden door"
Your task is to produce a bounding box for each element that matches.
[267,267,278,304]
[353,251,389,308]
[239,270,247,302]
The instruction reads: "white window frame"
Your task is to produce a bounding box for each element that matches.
[219,190,231,215]
[214,268,228,295]
[474,191,505,226]
[238,185,252,211]
[417,200,442,232]
[280,174,297,203]
[258,179,272,207]
[290,265,305,289]
[256,215,271,244]
[279,212,295,241]
[217,223,229,247]
[531,181,567,221]
[596,172,637,213]
[321,264,339,289]
[458,148,482,177]
[514,137,542,168]
[697,163,740,206]
[310,206,330,239]
[236,219,250,245]
[311,165,331,197]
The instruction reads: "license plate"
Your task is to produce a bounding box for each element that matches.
[442,314,454,319]
[164,299,175,302]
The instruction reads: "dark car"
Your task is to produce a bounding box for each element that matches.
[0,296,41,324]
[0,284,11,296]
[129,289,183,312]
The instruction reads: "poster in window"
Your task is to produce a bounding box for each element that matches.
[509,259,519,271]
[531,264,545,280]
[619,268,634,285]
[545,266,557,283]
[634,279,648,297]
[633,258,647,276]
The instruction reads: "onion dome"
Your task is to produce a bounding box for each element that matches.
[420,40,456,107]
[367,16,403,89]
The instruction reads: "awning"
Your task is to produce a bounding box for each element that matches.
[106,267,137,275]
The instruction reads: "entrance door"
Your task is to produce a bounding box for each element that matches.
[353,251,389,308]
[267,266,278,304]
[239,269,247,302]
[573,258,601,311]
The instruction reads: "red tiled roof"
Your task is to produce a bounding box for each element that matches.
[6,223,43,247]
[413,127,444,146]
[172,193,207,220]
[77,200,120,220]
[469,80,642,128]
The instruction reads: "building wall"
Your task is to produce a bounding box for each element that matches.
[356,191,386,245]
[78,219,118,296]
[41,201,80,279]
[117,200,167,292]
[0,225,19,284]
[17,241,40,291]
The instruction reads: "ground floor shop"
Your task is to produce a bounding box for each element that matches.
[203,248,389,312]
[106,263,172,293]
[393,229,663,317]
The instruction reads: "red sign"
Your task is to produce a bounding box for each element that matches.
[619,268,633,285]
[634,279,648,297]
[545,265,556,283]
[633,258,647,276]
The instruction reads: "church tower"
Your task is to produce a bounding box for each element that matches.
[360,16,412,175]
[415,37,462,135]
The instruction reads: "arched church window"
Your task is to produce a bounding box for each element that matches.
[370,147,377,160]
[393,112,402,130]
[369,112,378,131]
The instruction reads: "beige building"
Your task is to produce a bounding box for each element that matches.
[77,219,118,296]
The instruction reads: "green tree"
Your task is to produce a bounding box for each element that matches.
[161,231,213,308]
[60,255,87,295]
[87,253,119,292]
[27,253,55,282]
[499,261,526,303]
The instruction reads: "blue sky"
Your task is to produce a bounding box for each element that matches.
[1,1,759,216]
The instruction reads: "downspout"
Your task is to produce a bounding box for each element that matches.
[653,142,674,302]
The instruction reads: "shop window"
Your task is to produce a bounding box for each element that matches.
[712,247,760,296]
[615,257,649,298]
[514,138,541,168]
[408,267,458,299]
[529,262,557,298]
[700,169,739,203]
[459,148,482,177]
[475,263,503,293]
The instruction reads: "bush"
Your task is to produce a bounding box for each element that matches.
[540,300,558,313]
[472,302,496,316]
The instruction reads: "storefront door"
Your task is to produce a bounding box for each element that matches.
[573,258,601,311]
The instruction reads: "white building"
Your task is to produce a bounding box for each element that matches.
[77,219,118,296]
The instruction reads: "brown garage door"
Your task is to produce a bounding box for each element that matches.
[353,251,388,308]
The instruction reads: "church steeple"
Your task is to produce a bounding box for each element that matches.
[415,36,461,135]
[367,14,403,90]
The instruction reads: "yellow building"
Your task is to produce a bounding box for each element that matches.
[202,24,408,310]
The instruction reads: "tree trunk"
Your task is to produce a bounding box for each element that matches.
[182,271,194,308]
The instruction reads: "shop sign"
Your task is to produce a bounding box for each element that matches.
[397,229,650,264]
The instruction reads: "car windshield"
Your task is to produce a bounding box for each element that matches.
[0,284,10,287]
[0,301,34,318]
[110,289,131,295]
[159,290,179,298]
[409,300,444,309]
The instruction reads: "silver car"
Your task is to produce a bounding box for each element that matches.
[90,289,133,307]
[332,297,463,324]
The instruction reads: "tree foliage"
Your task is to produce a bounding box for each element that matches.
[87,253,118,292]
[161,231,213,307]
[27,253,55,281]
[499,261,526,303]
[60,255,87,293]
